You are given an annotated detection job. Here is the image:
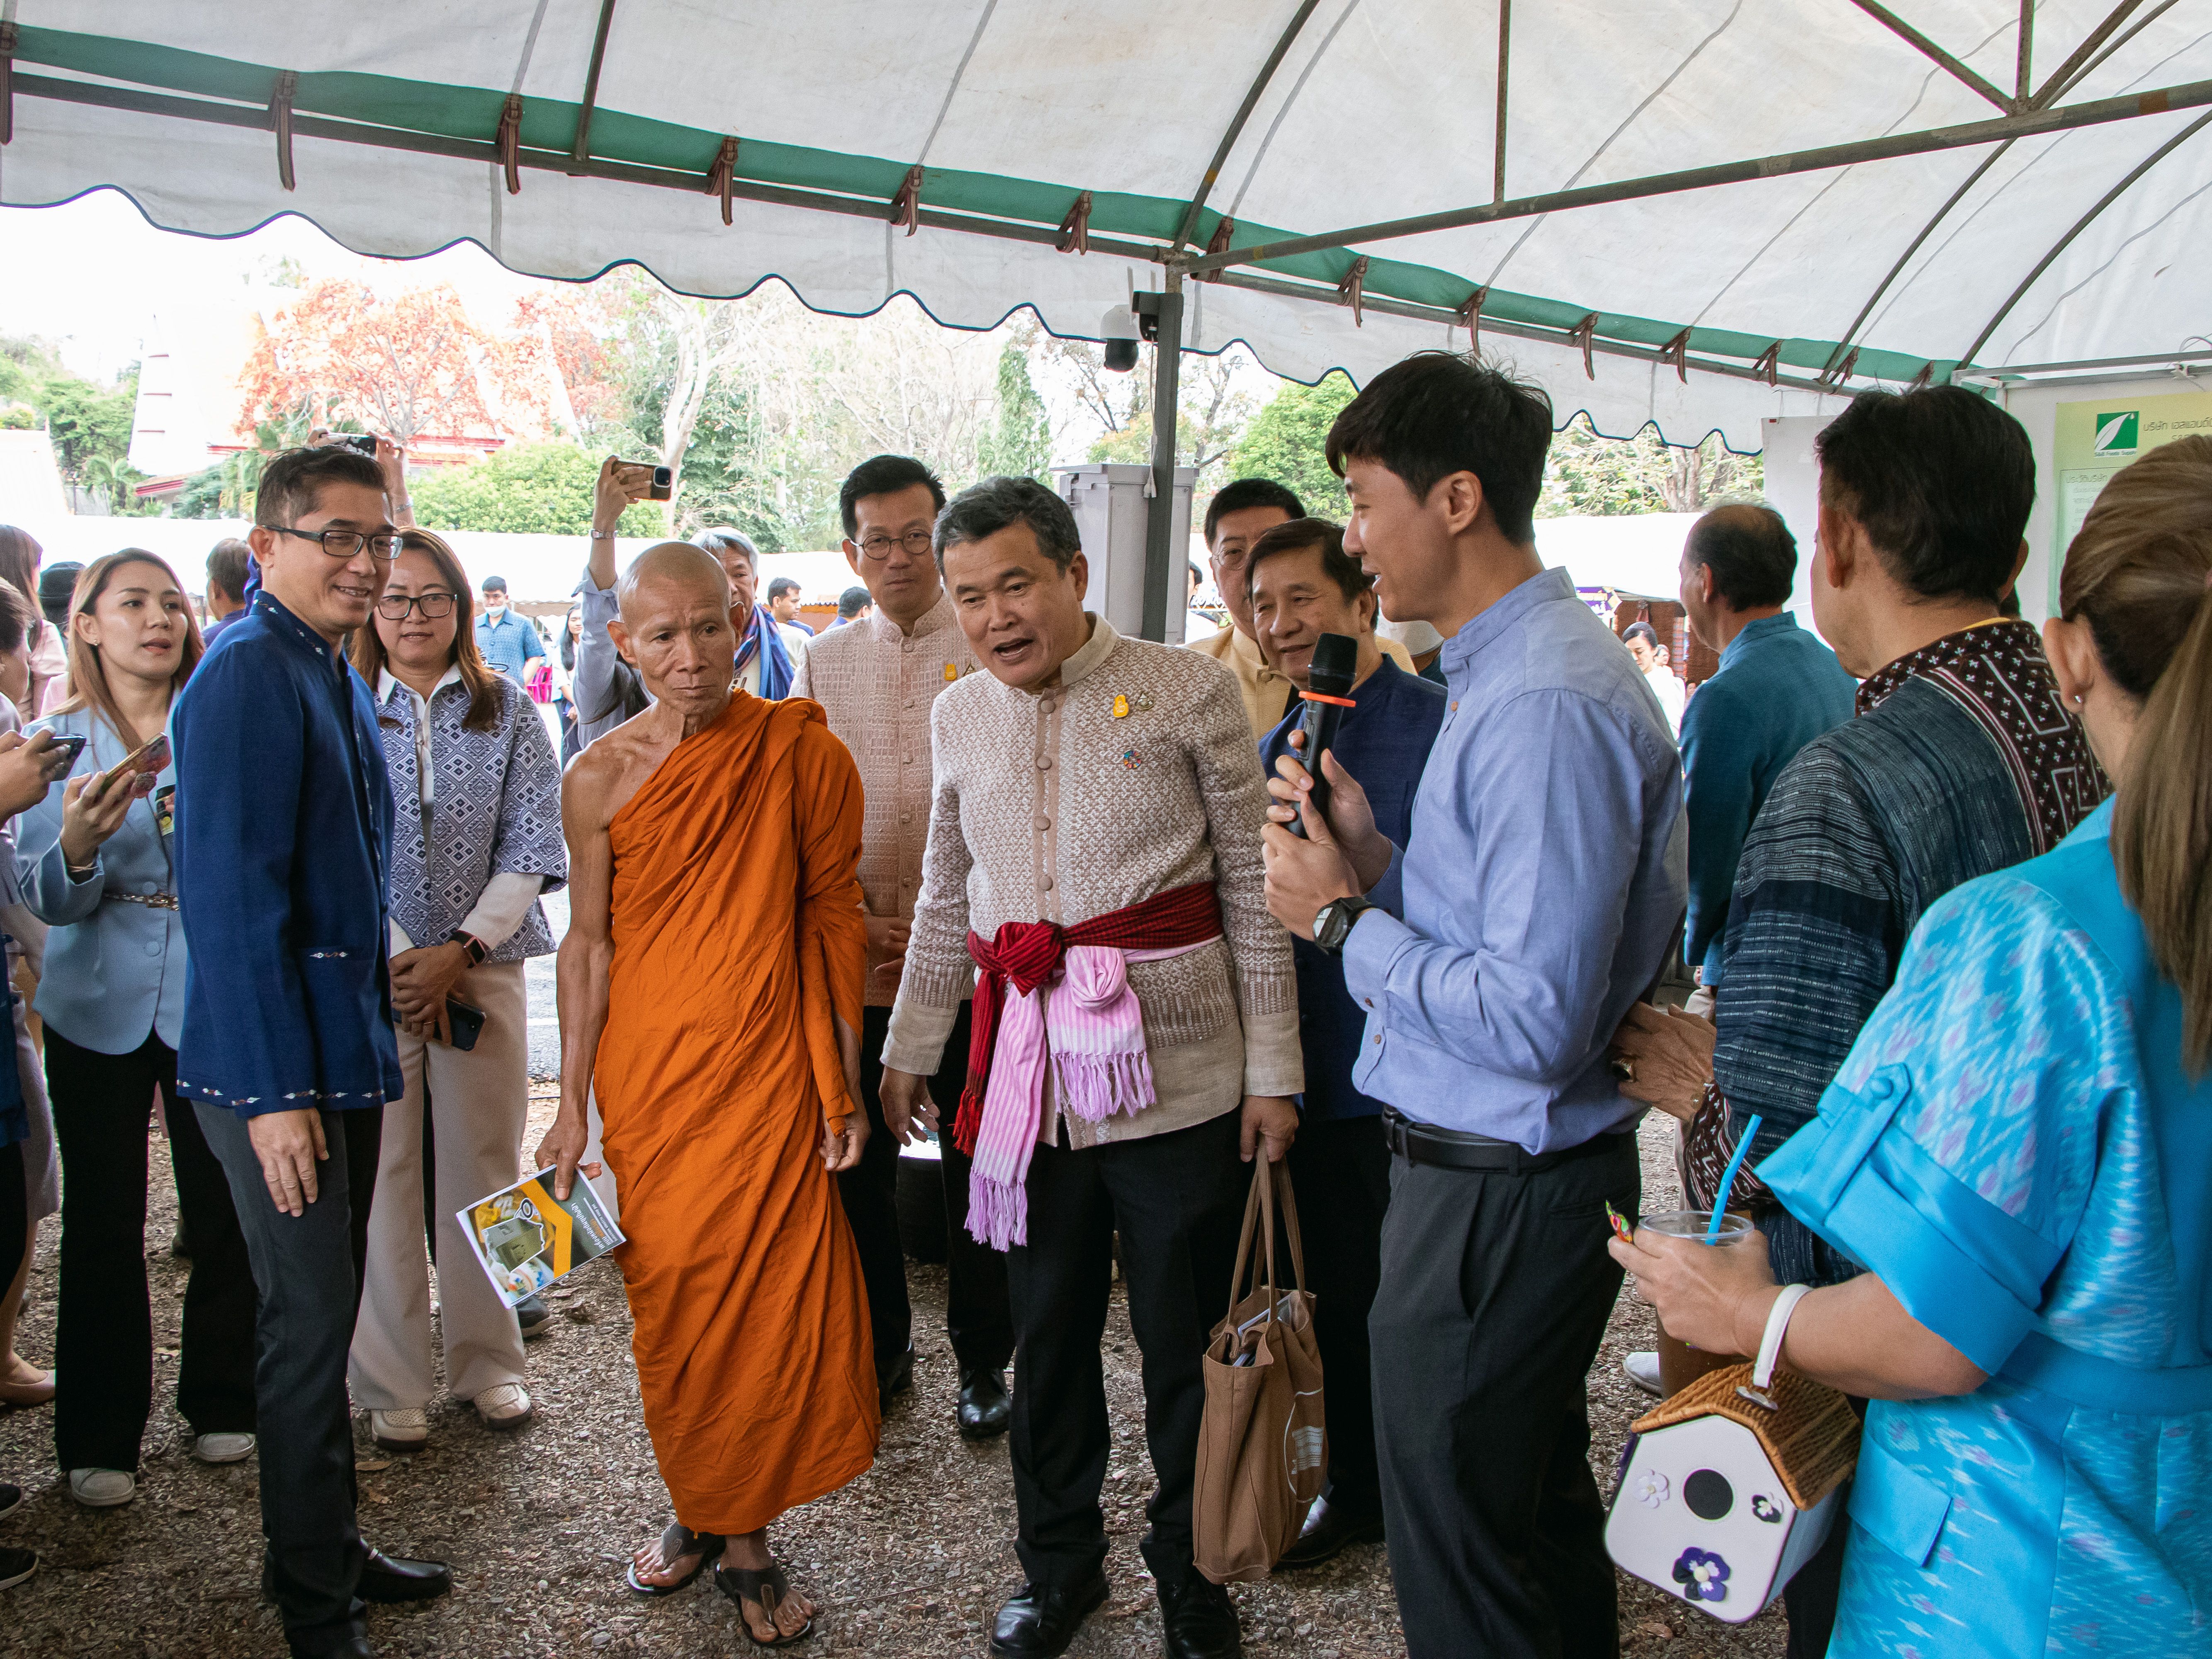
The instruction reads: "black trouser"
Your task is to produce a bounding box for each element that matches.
[854,1003,1013,1379]
[1282,1113,1391,1518]
[47,1029,257,1472]
[1371,1132,1638,1659]
[1007,1109,1247,1591]
[197,1103,382,1659]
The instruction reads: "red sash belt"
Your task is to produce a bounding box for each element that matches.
[953,881,1221,1153]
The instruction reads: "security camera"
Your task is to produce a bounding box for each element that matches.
[1100,303,1140,373]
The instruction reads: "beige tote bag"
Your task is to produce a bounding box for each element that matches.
[1192,1158,1327,1584]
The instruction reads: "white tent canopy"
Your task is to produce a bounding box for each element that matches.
[6,2,2209,458]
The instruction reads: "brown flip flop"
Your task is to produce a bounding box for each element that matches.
[624,1520,724,1596]
[716,1560,815,1648]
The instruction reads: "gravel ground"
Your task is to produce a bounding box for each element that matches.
[0,1099,1785,1659]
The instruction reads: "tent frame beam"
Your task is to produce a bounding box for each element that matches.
[1846,0,2018,113]
[568,0,620,173]
[1168,0,1323,253]
[1180,73,2212,278]
[1960,105,2212,364]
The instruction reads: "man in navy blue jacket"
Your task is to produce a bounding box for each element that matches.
[1251,518,1446,1569]
[175,445,450,1659]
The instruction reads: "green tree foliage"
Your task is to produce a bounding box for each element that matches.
[0,335,151,512]
[977,343,1053,484]
[1540,415,1762,517]
[409,443,663,536]
[1226,372,1357,520]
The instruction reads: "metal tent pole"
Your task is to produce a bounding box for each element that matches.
[1142,274,1186,644]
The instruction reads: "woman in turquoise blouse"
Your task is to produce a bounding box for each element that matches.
[1615,435,2212,1659]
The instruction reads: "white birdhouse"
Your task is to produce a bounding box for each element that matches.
[1604,1362,1860,1624]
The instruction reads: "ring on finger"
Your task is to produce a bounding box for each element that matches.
[1608,1056,1637,1083]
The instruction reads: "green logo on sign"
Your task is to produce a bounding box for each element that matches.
[2094,411,2139,454]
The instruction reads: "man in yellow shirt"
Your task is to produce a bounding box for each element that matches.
[1189,478,1414,737]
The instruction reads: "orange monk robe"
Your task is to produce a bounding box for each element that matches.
[596,693,879,1535]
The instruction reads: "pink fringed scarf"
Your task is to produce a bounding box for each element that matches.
[956,883,1222,1249]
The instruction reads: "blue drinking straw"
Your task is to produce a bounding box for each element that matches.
[1706,1114,1763,1243]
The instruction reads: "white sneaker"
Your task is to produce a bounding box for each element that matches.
[1623,1351,1665,1397]
[192,1432,258,1464]
[474,1382,534,1432]
[67,1467,136,1508]
[369,1408,431,1452]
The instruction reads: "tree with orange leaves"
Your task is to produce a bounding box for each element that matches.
[236,278,560,445]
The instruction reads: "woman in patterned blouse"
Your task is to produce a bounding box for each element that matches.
[345,530,567,1451]
[1613,437,2212,1658]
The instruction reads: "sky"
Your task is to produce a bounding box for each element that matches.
[0,189,558,384]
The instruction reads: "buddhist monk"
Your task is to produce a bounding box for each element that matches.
[537,541,877,1647]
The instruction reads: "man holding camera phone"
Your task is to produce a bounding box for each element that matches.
[173,445,452,1659]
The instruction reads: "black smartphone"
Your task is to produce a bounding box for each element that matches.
[337,433,377,457]
[445,998,487,1052]
[45,734,87,768]
[647,464,673,501]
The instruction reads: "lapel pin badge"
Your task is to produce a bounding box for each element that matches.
[1111,693,1131,719]
[1121,747,1142,769]
[943,662,959,682]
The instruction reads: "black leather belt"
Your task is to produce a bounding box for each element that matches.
[1380,1107,1634,1175]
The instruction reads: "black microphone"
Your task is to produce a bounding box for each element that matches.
[1292,632,1358,839]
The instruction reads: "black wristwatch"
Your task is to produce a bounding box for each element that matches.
[446,929,489,966]
[1312,895,1374,956]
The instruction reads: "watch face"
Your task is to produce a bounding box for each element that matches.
[1317,902,1346,949]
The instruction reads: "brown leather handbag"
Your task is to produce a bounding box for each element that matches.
[1192,1159,1327,1584]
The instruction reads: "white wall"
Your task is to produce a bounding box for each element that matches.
[1759,416,1826,634]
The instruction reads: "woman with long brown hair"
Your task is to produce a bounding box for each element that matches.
[0,526,72,720]
[346,530,565,1449]
[19,550,258,1506]
[1616,437,2212,1657]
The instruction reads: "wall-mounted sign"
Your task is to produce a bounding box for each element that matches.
[2052,390,2212,605]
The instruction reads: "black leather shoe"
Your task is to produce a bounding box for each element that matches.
[289,1638,371,1659]
[1273,1493,1386,1571]
[988,1574,1108,1657]
[357,1548,452,1603]
[1159,1573,1243,1659]
[957,1367,1011,1441]
[877,1345,915,1414]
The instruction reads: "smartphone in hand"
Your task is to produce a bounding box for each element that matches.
[100,733,170,793]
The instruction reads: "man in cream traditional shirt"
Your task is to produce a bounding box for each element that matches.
[790,453,1013,1441]
[1190,477,1417,737]
[879,477,1299,1659]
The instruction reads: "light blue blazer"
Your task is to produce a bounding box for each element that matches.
[19,705,186,1054]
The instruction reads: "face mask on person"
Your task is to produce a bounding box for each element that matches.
[484,593,508,620]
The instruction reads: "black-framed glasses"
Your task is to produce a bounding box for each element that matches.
[855,529,935,560]
[375,591,458,621]
[265,524,404,561]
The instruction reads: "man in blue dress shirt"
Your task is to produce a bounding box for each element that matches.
[1619,505,1859,1399]
[174,445,451,1659]
[1262,353,1685,1659]
[1675,505,1859,1001]
[473,575,546,682]
[1250,517,1445,1570]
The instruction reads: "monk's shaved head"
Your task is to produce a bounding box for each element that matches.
[617,540,729,620]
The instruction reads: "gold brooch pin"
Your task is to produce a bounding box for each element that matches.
[943,662,959,682]
[1111,693,1131,718]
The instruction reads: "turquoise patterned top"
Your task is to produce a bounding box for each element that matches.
[1761,800,2212,1659]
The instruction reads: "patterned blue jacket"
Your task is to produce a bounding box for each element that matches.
[173,594,403,1117]
[372,670,565,961]
[1713,620,2105,1283]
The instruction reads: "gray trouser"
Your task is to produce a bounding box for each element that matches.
[198,1102,383,1657]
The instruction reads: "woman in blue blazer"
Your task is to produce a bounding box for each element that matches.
[20,551,256,1508]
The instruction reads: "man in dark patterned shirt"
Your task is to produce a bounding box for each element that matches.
[1614,384,2104,1659]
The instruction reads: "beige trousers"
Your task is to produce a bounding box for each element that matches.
[349,959,529,1408]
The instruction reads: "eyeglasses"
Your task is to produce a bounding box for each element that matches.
[855,530,935,561]
[265,525,404,561]
[375,591,458,621]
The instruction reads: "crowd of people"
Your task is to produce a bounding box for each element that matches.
[0,350,2200,1659]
